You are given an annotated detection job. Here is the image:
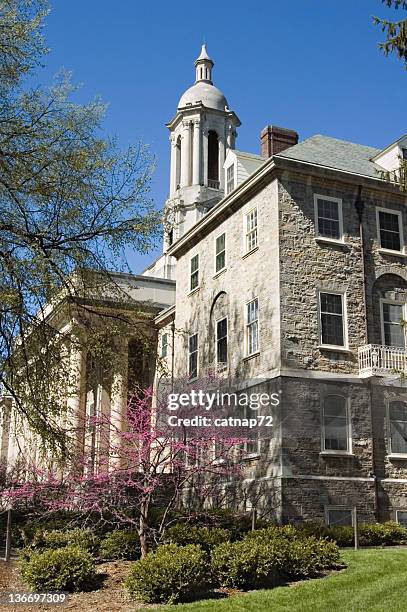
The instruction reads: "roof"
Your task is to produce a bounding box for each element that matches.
[277,134,383,179]
[178,82,228,111]
[231,149,265,162]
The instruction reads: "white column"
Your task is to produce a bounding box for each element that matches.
[169,135,177,197]
[227,124,234,149]
[109,339,128,468]
[180,121,191,187]
[218,136,225,190]
[67,338,87,456]
[202,126,208,187]
[192,120,201,185]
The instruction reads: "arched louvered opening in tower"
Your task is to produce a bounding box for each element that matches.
[208,130,219,188]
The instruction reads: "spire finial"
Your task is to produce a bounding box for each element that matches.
[194,44,214,84]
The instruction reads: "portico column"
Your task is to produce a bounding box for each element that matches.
[180,121,191,187]
[67,336,87,458]
[109,338,129,468]
[192,120,201,185]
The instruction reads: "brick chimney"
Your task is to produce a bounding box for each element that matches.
[260,125,299,158]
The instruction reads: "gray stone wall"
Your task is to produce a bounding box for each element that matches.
[167,163,407,523]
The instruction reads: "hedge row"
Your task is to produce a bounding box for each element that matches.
[125,527,341,604]
[296,521,407,547]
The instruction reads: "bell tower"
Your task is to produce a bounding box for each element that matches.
[164,45,241,249]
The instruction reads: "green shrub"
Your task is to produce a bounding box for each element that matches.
[211,529,341,589]
[296,521,407,547]
[359,522,407,546]
[163,524,230,552]
[40,528,98,554]
[125,544,209,604]
[20,546,97,592]
[99,530,140,560]
[295,522,353,546]
[245,525,303,542]
[211,539,286,589]
[185,508,270,540]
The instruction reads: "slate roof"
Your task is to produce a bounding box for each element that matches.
[277,134,383,180]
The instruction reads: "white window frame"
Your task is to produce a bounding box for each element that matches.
[215,316,228,368]
[320,394,352,455]
[188,332,199,380]
[325,506,354,527]
[380,298,406,348]
[244,207,258,255]
[376,206,404,254]
[318,290,348,350]
[396,509,407,527]
[214,231,226,274]
[189,253,199,292]
[243,403,261,457]
[314,194,344,243]
[387,399,407,457]
[245,297,260,357]
[226,164,235,195]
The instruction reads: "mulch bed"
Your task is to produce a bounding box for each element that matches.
[0,560,155,611]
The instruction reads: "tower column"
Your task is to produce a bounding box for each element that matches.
[169,135,177,196]
[180,121,191,187]
[202,126,208,187]
[192,120,201,185]
[218,136,225,190]
[227,124,235,149]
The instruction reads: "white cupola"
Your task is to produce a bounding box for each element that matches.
[164,45,241,249]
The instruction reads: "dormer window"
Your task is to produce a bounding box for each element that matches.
[372,134,407,173]
[226,165,235,194]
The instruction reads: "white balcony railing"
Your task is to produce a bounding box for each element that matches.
[358,344,407,378]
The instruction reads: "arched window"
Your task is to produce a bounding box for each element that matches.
[389,400,407,454]
[175,136,181,189]
[322,395,350,452]
[208,130,219,185]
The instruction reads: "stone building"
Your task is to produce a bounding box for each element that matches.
[2,45,407,527]
[154,47,407,526]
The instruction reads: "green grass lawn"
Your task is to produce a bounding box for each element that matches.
[154,548,407,612]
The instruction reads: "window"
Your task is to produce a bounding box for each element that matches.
[216,317,228,365]
[190,254,199,291]
[377,208,403,252]
[215,233,226,273]
[389,401,407,454]
[314,195,343,241]
[319,292,346,347]
[188,333,198,379]
[381,301,406,348]
[326,507,353,526]
[402,148,407,161]
[396,510,407,527]
[244,405,261,456]
[246,298,259,355]
[322,395,350,452]
[226,165,235,194]
[245,208,258,253]
[161,333,168,358]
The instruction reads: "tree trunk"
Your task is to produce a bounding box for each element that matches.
[139,496,150,557]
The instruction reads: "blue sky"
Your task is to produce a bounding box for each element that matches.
[39,0,405,272]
